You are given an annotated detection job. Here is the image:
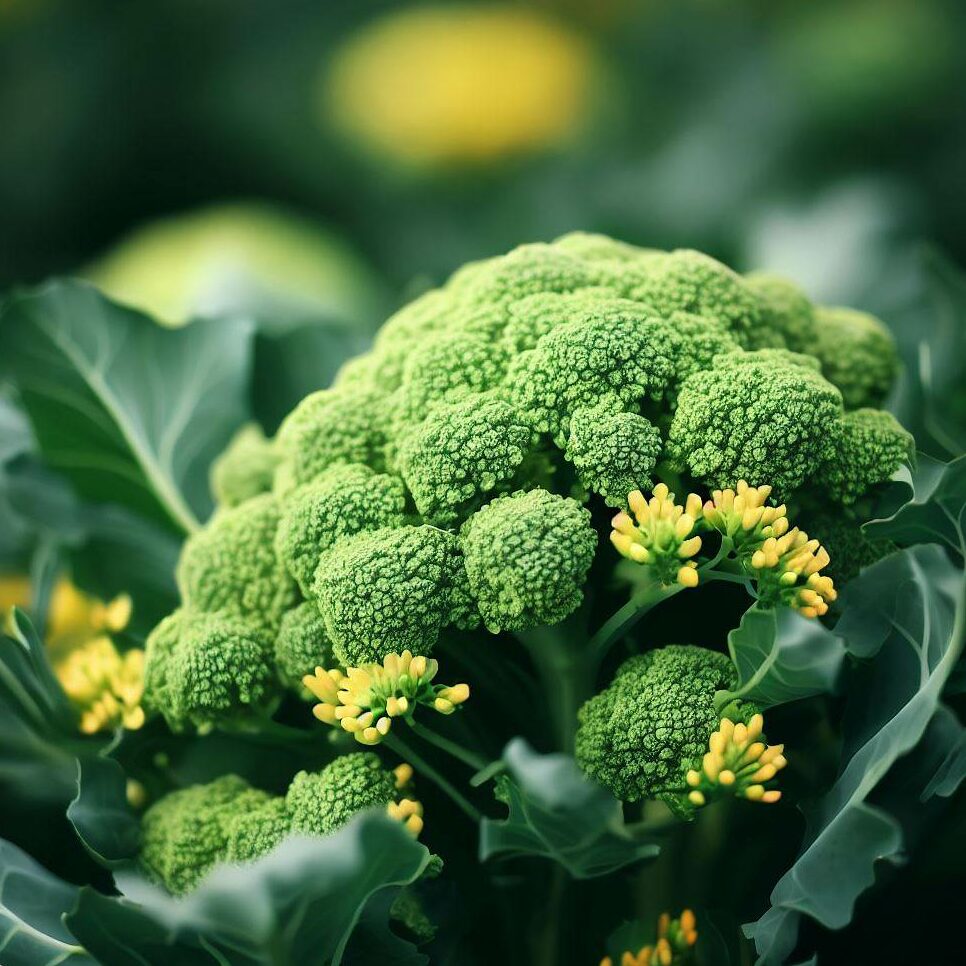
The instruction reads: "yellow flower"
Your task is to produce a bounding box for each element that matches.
[387,797,425,837]
[749,528,837,617]
[702,480,789,550]
[55,637,146,735]
[602,908,698,966]
[685,714,786,809]
[303,650,470,746]
[611,484,704,588]
[322,5,598,168]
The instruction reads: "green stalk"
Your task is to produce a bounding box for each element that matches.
[385,732,482,823]
[409,719,488,771]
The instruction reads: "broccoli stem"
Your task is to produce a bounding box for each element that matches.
[384,732,482,823]
[409,719,487,771]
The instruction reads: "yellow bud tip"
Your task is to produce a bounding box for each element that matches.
[686,769,700,787]
[718,769,736,786]
[657,912,670,938]
[762,790,782,804]
[393,763,413,788]
[434,697,455,714]
[747,714,764,740]
[677,536,702,558]
[629,543,650,564]
[656,938,672,965]
[733,722,748,745]
[744,785,765,801]
[406,814,424,836]
[688,790,706,807]
[680,909,696,932]
[677,566,699,588]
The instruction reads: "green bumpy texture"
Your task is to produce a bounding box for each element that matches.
[143,610,278,730]
[286,753,398,836]
[460,489,596,633]
[275,463,407,595]
[314,525,474,665]
[176,493,295,633]
[140,753,399,893]
[274,601,335,691]
[210,423,279,508]
[152,233,907,720]
[575,645,754,811]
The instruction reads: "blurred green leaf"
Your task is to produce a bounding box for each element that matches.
[67,755,140,868]
[479,739,659,879]
[0,838,94,966]
[717,605,844,710]
[67,813,431,966]
[746,544,965,964]
[2,280,254,534]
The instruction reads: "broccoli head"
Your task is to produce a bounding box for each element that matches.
[743,272,816,350]
[575,645,755,812]
[176,493,295,633]
[275,463,407,595]
[314,525,473,665]
[666,350,844,497]
[209,423,279,508]
[460,489,596,633]
[286,752,398,836]
[224,797,291,864]
[143,610,278,730]
[274,602,335,691]
[822,408,914,504]
[566,407,662,509]
[140,774,274,894]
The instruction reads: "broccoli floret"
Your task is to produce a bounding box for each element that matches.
[551,230,656,263]
[224,797,291,864]
[209,423,279,508]
[667,311,741,385]
[566,407,662,509]
[275,386,390,492]
[274,602,335,691]
[176,493,295,633]
[823,408,914,504]
[507,305,679,442]
[575,646,754,811]
[140,775,273,894]
[275,464,407,595]
[744,272,816,350]
[502,289,620,353]
[314,525,472,665]
[397,396,536,525]
[626,249,762,345]
[460,489,596,632]
[666,350,843,498]
[143,610,278,730]
[809,306,900,409]
[286,752,397,836]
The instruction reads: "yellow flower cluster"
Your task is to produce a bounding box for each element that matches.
[55,637,146,734]
[686,715,786,809]
[303,650,470,746]
[611,480,837,617]
[611,484,704,588]
[601,909,698,966]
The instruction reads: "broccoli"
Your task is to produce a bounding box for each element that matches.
[575,646,756,813]
[209,423,279,508]
[460,489,596,633]
[176,493,295,633]
[143,610,278,730]
[140,753,406,894]
[286,752,398,836]
[743,271,816,350]
[275,463,407,595]
[314,525,473,665]
[274,602,335,691]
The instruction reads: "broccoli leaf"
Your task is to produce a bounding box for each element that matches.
[717,604,844,709]
[746,544,965,964]
[0,609,95,803]
[67,754,140,868]
[66,813,431,966]
[479,739,660,879]
[2,280,254,534]
[0,838,94,966]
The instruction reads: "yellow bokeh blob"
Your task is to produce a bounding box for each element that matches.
[323,5,598,168]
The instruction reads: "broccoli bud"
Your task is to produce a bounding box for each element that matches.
[575,645,756,813]
[274,602,335,692]
[209,423,279,508]
[460,488,596,632]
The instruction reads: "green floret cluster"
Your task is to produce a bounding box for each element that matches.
[575,646,755,814]
[144,232,910,727]
[139,753,399,894]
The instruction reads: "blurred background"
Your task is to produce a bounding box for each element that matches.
[2,1,966,962]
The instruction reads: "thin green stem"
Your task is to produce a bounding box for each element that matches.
[409,719,488,771]
[587,584,680,663]
[385,733,482,823]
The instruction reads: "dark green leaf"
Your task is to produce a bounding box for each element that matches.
[68,755,140,867]
[479,739,660,879]
[66,812,431,966]
[0,838,94,966]
[746,545,965,964]
[3,279,254,533]
[718,605,844,709]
